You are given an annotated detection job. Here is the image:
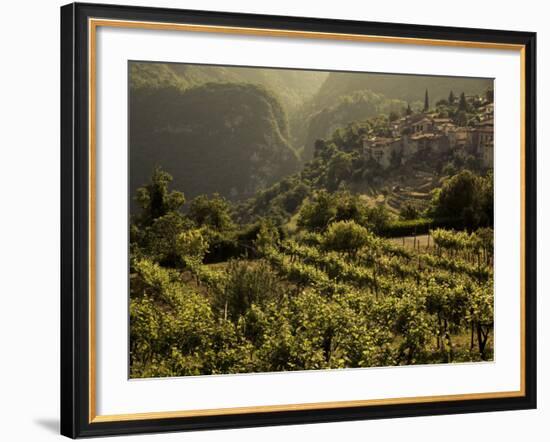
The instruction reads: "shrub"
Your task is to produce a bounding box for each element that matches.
[188,193,233,231]
[380,217,464,237]
[399,204,419,221]
[297,191,337,231]
[177,228,209,267]
[140,212,190,266]
[323,220,372,257]
[220,260,283,320]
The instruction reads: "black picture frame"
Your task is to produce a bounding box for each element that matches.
[61,2,537,438]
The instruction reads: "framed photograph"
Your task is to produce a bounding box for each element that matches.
[60,2,536,438]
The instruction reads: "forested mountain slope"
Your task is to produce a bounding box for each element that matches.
[311,71,492,110]
[130,62,327,113]
[302,90,406,158]
[130,82,298,209]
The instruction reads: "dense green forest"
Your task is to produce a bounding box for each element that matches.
[129,63,494,378]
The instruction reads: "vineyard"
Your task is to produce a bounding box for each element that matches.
[130,171,494,378]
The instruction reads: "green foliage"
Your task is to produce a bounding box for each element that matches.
[430,170,493,229]
[130,62,189,91]
[311,71,491,115]
[332,192,367,224]
[140,212,191,266]
[128,75,495,377]
[364,204,391,234]
[431,228,470,253]
[131,167,190,265]
[400,204,419,221]
[393,288,433,364]
[188,193,234,231]
[381,217,462,237]
[254,219,280,257]
[389,111,400,122]
[131,221,494,376]
[130,82,298,207]
[442,162,457,176]
[177,228,209,266]
[323,220,372,257]
[135,166,185,226]
[424,89,430,112]
[219,260,284,320]
[130,259,215,376]
[458,92,468,111]
[298,191,338,232]
[303,90,406,158]
[236,175,311,224]
[326,151,355,191]
[297,190,390,234]
[448,90,456,104]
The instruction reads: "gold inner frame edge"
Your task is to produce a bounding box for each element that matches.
[87,17,527,424]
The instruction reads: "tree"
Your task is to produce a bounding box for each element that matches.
[458,92,468,111]
[389,111,400,122]
[405,103,413,116]
[432,170,491,228]
[134,166,185,226]
[323,220,371,258]
[177,228,209,267]
[423,89,429,112]
[478,171,494,227]
[188,193,233,231]
[326,151,354,191]
[142,212,191,265]
[465,154,481,171]
[365,204,391,234]
[435,171,478,215]
[254,218,280,257]
[455,110,468,127]
[442,162,457,176]
[389,149,402,168]
[298,191,337,232]
[313,139,326,158]
[425,278,469,362]
[448,90,456,105]
[131,168,190,265]
[333,192,368,225]
[399,204,419,221]
[221,260,282,319]
[467,281,494,360]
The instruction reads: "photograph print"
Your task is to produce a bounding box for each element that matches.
[128,61,494,379]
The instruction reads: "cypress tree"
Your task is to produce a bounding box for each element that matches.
[448,90,456,104]
[459,92,468,111]
[423,89,429,112]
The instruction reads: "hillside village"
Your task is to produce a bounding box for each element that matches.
[363,92,494,169]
